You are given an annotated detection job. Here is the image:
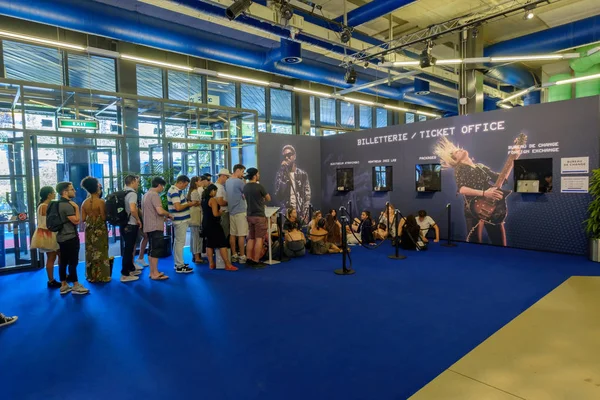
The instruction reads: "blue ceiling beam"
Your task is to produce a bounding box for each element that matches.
[333,0,417,28]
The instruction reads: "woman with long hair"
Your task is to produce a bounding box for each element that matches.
[81,176,111,282]
[352,210,375,245]
[309,218,342,254]
[284,208,299,232]
[30,186,61,288]
[187,176,204,264]
[283,221,306,258]
[433,137,514,246]
[398,215,425,250]
[325,213,342,246]
[201,184,237,271]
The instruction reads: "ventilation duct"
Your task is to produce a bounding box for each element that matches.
[414,78,430,95]
[547,74,573,102]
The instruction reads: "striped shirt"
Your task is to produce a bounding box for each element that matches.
[167,186,190,223]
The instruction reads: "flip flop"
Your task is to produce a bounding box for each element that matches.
[150,274,169,280]
[225,265,238,271]
[209,264,216,270]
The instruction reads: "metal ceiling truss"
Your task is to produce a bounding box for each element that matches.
[341,0,557,68]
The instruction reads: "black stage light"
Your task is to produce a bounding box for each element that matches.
[226,0,253,21]
[344,67,357,84]
[280,3,294,21]
[419,49,436,68]
[340,27,352,44]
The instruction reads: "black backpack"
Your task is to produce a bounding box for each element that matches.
[46,199,68,232]
[105,190,131,226]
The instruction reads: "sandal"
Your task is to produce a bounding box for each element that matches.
[150,274,169,280]
[225,265,238,271]
[194,259,206,264]
[209,264,216,270]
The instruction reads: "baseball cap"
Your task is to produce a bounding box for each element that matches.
[218,168,231,177]
[202,172,212,178]
[199,175,210,182]
[244,167,258,180]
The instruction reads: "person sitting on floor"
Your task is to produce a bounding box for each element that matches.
[284,208,300,232]
[374,222,388,240]
[308,210,322,230]
[399,214,426,250]
[284,221,306,258]
[310,218,342,254]
[417,210,440,243]
[353,210,375,245]
[325,213,342,246]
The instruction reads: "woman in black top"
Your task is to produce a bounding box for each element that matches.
[201,184,237,271]
[434,137,512,246]
[399,215,425,250]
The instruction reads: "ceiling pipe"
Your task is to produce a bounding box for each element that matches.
[333,0,417,28]
[0,0,458,112]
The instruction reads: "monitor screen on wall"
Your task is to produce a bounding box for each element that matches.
[372,166,393,191]
[416,164,442,192]
[336,168,354,191]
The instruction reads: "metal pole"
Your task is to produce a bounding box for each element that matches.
[388,209,407,260]
[335,208,355,275]
[441,203,457,247]
[278,211,290,262]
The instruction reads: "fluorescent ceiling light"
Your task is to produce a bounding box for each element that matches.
[29,100,55,108]
[435,59,463,65]
[416,110,439,118]
[498,103,512,109]
[555,73,600,85]
[293,87,331,97]
[121,54,193,71]
[490,55,563,62]
[0,30,85,51]
[392,61,420,66]
[344,97,374,106]
[384,104,410,112]
[217,73,269,86]
[502,88,530,102]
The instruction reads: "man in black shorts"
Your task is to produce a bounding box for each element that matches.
[142,177,173,280]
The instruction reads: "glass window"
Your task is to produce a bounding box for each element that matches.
[340,101,355,128]
[270,88,292,123]
[376,108,388,128]
[207,78,236,108]
[359,105,372,129]
[406,112,415,124]
[137,65,163,98]
[310,96,315,125]
[241,84,266,118]
[3,41,63,85]
[418,114,427,122]
[168,71,203,102]
[323,129,338,136]
[68,54,116,91]
[309,127,317,136]
[320,98,336,126]
[271,123,293,134]
[374,166,386,188]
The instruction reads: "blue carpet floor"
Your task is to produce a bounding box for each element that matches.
[1,243,598,400]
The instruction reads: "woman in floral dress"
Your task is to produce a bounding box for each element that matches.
[81,176,111,282]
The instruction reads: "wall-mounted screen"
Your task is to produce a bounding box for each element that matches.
[372,166,393,191]
[514,158,553,193]
[336,168,354,191]
[416,164,441,192]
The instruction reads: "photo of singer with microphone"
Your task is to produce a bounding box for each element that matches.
[275,144,312,223]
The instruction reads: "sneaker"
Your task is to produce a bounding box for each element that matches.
[175,266,194,274]
[47,280,62,289]
[60,284,72,295]
[238,255,247,264]
[246,259,266,269]
[174,263,190,271]
[136,258,149,267]
[0,314,18,328]
[130,270,142,276]
[121,275,139,283]
[231,254,239,262]
[72,283,90,295]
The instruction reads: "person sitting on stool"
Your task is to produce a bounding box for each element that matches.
[417,210,439,243]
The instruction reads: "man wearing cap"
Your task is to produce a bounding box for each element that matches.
[225,164,248,263]
[243,167,271,267]
[202,172,213,182]
[215,168,230,240]
[275,144,311,223]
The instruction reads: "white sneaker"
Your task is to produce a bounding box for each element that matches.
[135,264,144,271]
[130,270,142,276]
[121,275,139,282]
[238,255,247,264]
[136,259,149,267]
[60,284,72,295]
[231,254,239,262]
[72,283,90,295]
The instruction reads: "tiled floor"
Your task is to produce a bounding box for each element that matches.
[410,276,600,400]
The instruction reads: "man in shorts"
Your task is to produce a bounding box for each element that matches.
[142,177,173,280]
[242,168,271,267]
[225,164,247,263]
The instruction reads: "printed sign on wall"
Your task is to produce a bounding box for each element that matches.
[561,176,589,193]
[561,156,589,174]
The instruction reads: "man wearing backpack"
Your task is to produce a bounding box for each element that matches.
[120,175,142,283]
[54,181,89,295]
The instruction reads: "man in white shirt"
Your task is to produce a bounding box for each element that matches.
[225,164,248,263]
[215,168,230,239]
[168,175,199,273]
[417,210,439,243]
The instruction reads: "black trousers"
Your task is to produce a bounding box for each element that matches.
[58,237,80,282]
[121,224,139,276]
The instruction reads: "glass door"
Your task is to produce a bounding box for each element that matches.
[166,140,225,180]
[0,134,33,270]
